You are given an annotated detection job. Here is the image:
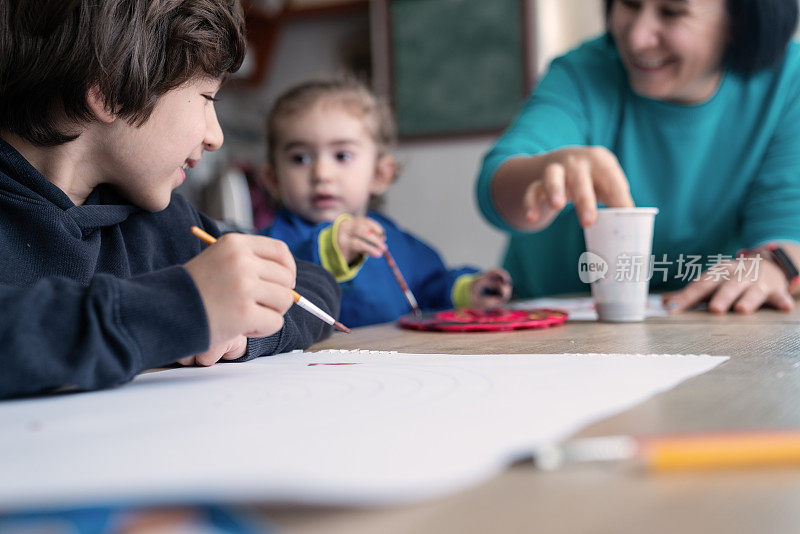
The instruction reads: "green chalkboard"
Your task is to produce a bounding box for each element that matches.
[389,0,531,138]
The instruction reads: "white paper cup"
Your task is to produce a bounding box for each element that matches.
[581,207,658,322]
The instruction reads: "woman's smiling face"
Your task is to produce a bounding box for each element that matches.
[610,0,730,104]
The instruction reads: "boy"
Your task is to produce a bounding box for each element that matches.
[261,79,512,327]
[0,0,339,399]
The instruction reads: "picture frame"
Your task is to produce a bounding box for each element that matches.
[372,0,536,140]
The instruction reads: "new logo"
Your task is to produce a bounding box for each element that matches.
[578,251,608,284]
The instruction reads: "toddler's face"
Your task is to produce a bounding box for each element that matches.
[100,77,223,211]
[271,103,383,224]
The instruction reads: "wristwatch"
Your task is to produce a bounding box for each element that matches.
[740,244,799,290]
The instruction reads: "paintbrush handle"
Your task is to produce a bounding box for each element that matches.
[291,290,333,326]
[384,250,421,315]
[292,291,351,333]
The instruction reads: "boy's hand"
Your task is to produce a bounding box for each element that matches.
[177,335,247,367]
[184,233,296,349]
[337,216,386,265]
[470,268,513,309]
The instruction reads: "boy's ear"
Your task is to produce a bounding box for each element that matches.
[370,155,397,196]
[262,163,281,200]
[86,85,116,124]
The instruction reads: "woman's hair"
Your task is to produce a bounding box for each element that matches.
[266,78,397,168]
[603,0,799,75]
[0,0,246,146]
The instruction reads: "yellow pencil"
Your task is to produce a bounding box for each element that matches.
[535,431,800,471]
[190,226,350,333]
[646,432,800,471]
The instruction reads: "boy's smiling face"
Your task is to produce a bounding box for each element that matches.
[269,100,393,224]
[101,77,224,211]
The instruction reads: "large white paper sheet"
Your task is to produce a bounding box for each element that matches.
[0,350,727,509]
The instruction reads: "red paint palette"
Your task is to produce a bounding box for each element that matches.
[398,308,568,332]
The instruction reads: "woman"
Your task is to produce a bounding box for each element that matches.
[476,0,800,313]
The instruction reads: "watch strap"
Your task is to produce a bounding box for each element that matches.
[739,244,799,289]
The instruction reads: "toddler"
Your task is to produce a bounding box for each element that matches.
[262,79,512,327]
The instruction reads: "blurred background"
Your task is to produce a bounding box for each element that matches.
[179,0,605,270]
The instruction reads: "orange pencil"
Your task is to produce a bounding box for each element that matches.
[535,431,800,471]
[190,226,350,333]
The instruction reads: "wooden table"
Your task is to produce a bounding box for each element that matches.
[262,308,800,534]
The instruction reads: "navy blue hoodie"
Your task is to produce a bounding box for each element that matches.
[0,139,340,399]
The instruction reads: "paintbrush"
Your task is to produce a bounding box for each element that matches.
[383,249,422,317]
[355,234,421,316]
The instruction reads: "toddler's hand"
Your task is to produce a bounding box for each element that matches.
[337,216,386,264]
[178,335,248,367]
[470,268,513,310]
[184,233,296,348]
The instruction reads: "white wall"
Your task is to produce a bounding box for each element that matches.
[536,0,605,73]
[210,0,606,269]
[215,13,371,165]
[384,137,504,269]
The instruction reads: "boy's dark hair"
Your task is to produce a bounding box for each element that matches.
[0,0,246,146]
[603,0,798,75]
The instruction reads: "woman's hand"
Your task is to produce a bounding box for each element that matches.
[492,146,634,231]
[336,216,386,265]
[662,254,795,314]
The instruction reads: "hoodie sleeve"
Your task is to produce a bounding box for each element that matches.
[227,215,343,358]
[0,265,210,399]
[242,259,341,359]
